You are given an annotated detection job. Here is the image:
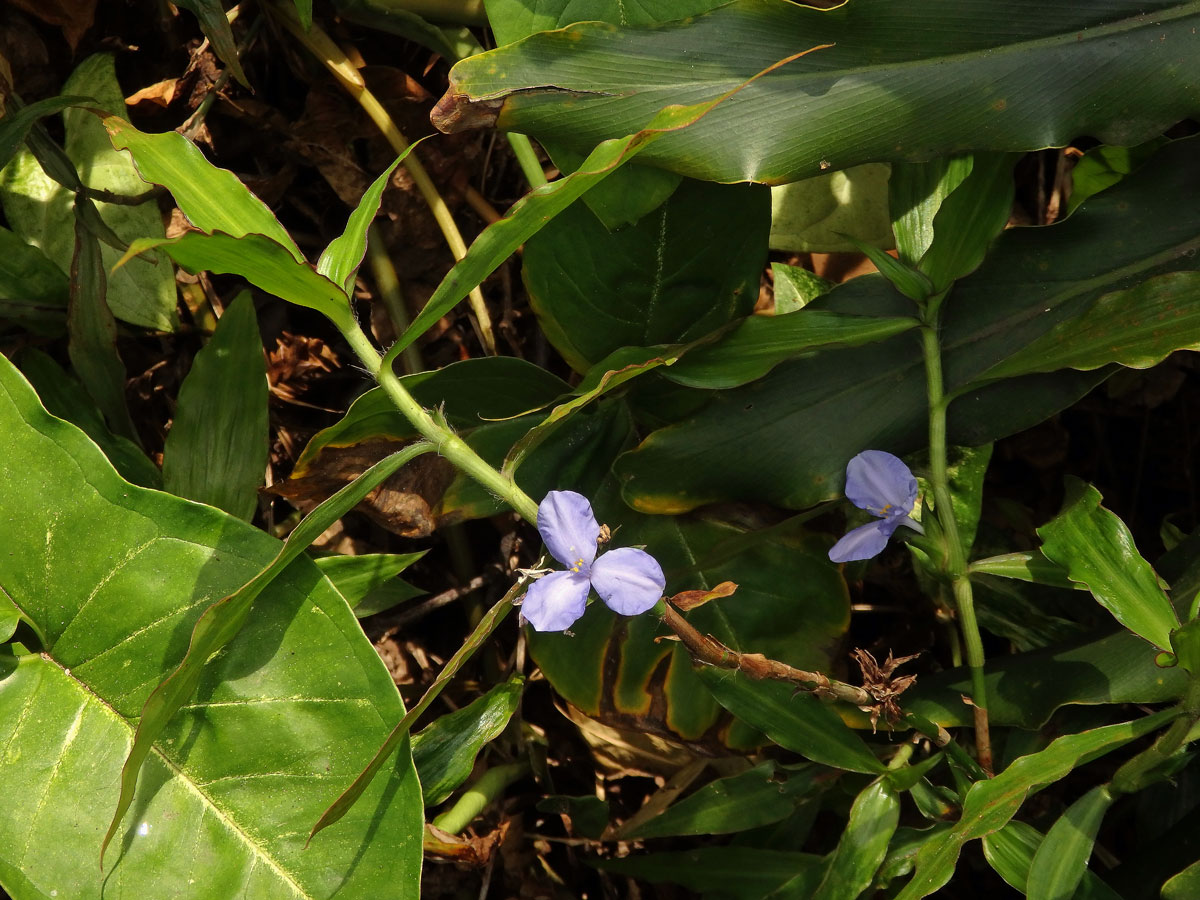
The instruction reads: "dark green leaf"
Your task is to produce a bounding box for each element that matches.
[811,779,900,900]
[699,670,884,774]
[890,155,973,267]
[535,795,610,840]
[16,348,161,488]
[524,178,769,372]
[983,821,1124,900]
[412,676,523,806]
[1027,784,1116,900]
[0,94,93,171]
[595,847,826,900]
[0,226,68,333]
[895,710,1175,899]
[173,0,249,87]
[1068,140,1167,215]
[0,354,422,897]
[439,0,1200,184]
[1038,479,1178,651]
[622,762,820,840]
[846,237,932,302]
[103,442,434,862]
[162,292,268,520]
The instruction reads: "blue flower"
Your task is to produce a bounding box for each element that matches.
[522,491,666,632]
[828,450,924,563]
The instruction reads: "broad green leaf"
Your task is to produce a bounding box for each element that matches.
[104,442,434,863]
[1027,784,1116,900]
[0,225,68,333]
[916,444,992,556]
[393,63,816,365]
[621,762,820,840]
[317,154,407,295]
[594,847,826,900]
[895,709,1175,900]
[917,153,1018,293]
[699,670,884,774]
[968,550,1080,591]
[1163,857,1200,900]
[1038,480,1178,651]
[983,821,1124,900]
[0,354,422,898]
[313,552,426,617]
[662,309,918,390]
[63,56,179,332]
[123,231,354,331]
[1068,140,1167,215]
[524,178,769,372]
[411,676,523,806]
[811,779,901,900]
[335,0,482,61]
[173,0,249,87]
[980,271,1200,379]
[0,94,93,171]
[437,0,1200,184]
[540,139,682,229]
[890,155,973,267]
[67,216,137,442]
[773,262,833,313]
[104,117,302,259]
[162,292,268,520]
[769,163,893,253]
[615,136,1200,514]
[16,348,161,488]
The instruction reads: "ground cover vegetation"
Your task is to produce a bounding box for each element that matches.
[0,1,1199,897]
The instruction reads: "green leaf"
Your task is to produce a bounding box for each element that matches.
[621,761,820,840]
[438,0,1200,184]
[846,237,933,303]
[772,262,833,313]
[0,226,68,332]
[1038,479,1179,651]
[313,552,426,617]
[662,309,918,391]
[615,136,1200,514]
[16,348,161,488]
[0,94,94,171]
[535,795,609,840]
[317,154,407,295]
[104,116,302,259]
[594,847,826,900]
[103,442,434,863]
[967,550,1080,591]
[1163,857,1200,900]
[811,779,901,900]
[63,56,179,332]
[335,0,483,61]
[1027,784,1116,900]
[173,0,250,87]
[981,271,1200,379]
[67,216,138,442]
[699,669,884,774]
[539,140,682,230]
[890,155,973,267]
[895,709,1175,900]
[0,354,422,898]
[983,821,1124,900]
[162,291,267,518]
[524,178,769,372]
[1068,140,1167,215]
[411,676,523,806]
[769,163,893,254]
[917,153,1018,293]
[124,231,354,331]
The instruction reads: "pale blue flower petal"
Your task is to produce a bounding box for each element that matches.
[590,547,666,616]
[828,518,901,563]
[844,450,918,518]
[521,570,591,632]
[537,490,600,572]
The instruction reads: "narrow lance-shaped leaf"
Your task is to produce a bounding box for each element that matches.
[162,291,269,520]
[810,778,901,900]
[1038,479,1179,651]
[982,821,1124,900]
[890,155,973,267]
[102,441,435,862]
[172,0,250,87]
[1026,784,1115,900]
[0,94,94,171]
[383,42,833,369]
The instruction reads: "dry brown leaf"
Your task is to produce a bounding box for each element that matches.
[125,78,178,109]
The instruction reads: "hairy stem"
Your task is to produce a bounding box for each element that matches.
[920,312,993,775]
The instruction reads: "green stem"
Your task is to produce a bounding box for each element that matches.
[920,310,993,775]
[431,761,531,834]
[507,134,548,189]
